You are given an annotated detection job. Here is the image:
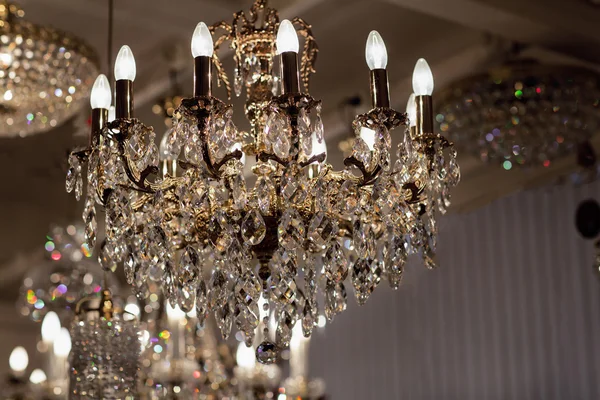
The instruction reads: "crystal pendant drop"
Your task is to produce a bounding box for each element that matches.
[196,279,209,326]
[255,175,273,215]
[82,195,97,248]
[241,209,266,245]
[256,340,278,365]
[278,209,306,250]
[234,66,243,97]
[351,258,382,305]
[298,109,312,157]
[353,136,372,168]
[216,300,234,339]
[264,113,290,159]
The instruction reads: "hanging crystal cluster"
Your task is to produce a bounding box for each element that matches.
[436,61,600,170]
[0,3,99,137]
[69,293,139,399]
[65,0,459,364]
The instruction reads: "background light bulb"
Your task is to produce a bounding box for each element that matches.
[54,327,71,357]
[90,74,111,109]
[114,45,136,81]
[236,342,256,370]
[365,30,388,70]
[29,369,47,384]
[108,105,116,122]
[41,311,61,344]
[9,346,28,373]
[359,126,376,151]
[406,93,416,128]
[412,58,434,96]
[191,22,214,57]
[276,19,299,54]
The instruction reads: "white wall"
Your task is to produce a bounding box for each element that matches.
[309,181,600,399]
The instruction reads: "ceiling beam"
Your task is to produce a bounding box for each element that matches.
[382,0,600,65]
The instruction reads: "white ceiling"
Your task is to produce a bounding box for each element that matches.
[1,0,600,300]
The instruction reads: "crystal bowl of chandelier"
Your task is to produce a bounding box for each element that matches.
[66,18,459,364]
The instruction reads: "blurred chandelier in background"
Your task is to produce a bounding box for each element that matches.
[436,60,600,171]
[66,0,460,364]
[0,2,99,136]
[18,224,107,323]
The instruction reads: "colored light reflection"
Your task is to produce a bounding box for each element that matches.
[26,290,37,304]
[44,241,55,251]
[50,250,61,261]
[80,243,92,258]
[158,330,171,340]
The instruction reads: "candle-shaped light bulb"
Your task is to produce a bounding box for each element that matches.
[412,58,434,95]
[108,105,116,122]
[54,328,71,357]
[114,45,136,81]
[191,22,213,57]
[236,342,256,371]
[90,74,111,109]
[406,93,417,128]
[230,142,246,166]
[29,369,47,384]
[9,346,28,373]
[276,19,299,54]
[359,126,376,151]
[310,132,327,161]
[365,30,388,70]
[41,311,61,344]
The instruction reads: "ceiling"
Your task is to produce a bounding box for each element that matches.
[1,0,600,301]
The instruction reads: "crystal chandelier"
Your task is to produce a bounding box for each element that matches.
[66,0,460,364]
[69,289,140,399]
[0,2,99,136]
[436,60,600,170]
[17,224,105,323]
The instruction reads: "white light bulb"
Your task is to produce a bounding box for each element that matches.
[230,142,246,166]
[54,327,71,357]
[406,93,416,128]
[114,45,136,81]
[41,311,61,344]
[191,22,214,57]
[276,19,299,54]
[90,74,111,109]
[29,369,47,384]
[124,303,140,321]
[365,30,388,70]
[412,58,434,95]
[9,346,28,373]
[359,126,376,151]
[310,132,327,162]
[165,301,186,323]
[108,105,116,122]
[236,342,256,370]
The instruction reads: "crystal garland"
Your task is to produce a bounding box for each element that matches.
[65,0,460,364]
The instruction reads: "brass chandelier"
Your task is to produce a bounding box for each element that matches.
[65,0,460,364]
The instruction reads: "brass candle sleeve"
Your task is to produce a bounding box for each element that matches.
[194,56,212,97]
[415,94,433,136]
[90,108,108,146]
[280,51,300,94]
[370,68,390,108]
[116,79,133,119]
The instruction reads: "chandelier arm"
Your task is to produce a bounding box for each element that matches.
[210,22,234,99]
[291,17,318,93]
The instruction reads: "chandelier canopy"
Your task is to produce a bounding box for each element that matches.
[66,0,460,364]
[0,2,99,136]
